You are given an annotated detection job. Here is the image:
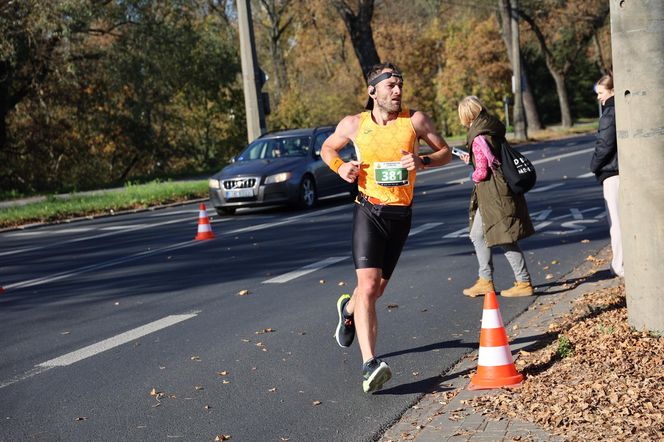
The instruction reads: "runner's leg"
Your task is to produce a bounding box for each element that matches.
[345,269,388,363]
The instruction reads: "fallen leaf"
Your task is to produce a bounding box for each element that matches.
[545,274,554,280]
[312,400,322,406]
[217,371,229,376]
[190,356,201,361]
[74,417,87,421]
[150,388,159,396]
[268,387,277,393]
[255,328,275,334]
[581,239,590,243]
[222,380,231,384]
[338,282,346,286]
[319,280,325,284]
[551,260,559,264]
[195,386,204,391]
[238,290,250,296]
[214,435,231,441]
[60,331,71,335]
[387,304,399,309]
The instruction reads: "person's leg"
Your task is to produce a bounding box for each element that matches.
[470,211,493,279]
[502,242,530,282]
[500,241,534,297]
[344,271,388,363]
[603,176,623,276]
[464,211,495,297]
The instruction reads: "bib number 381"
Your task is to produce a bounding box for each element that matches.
[374,161,409,187]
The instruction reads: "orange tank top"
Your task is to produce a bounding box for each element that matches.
[354,108,417,206]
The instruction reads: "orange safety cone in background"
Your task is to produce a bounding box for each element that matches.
[468,291,523,390]
[194,203,215,240]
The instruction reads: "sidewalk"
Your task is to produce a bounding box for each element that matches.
[381,245,621,442]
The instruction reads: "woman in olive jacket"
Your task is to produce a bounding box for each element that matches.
[590,74,623,277]
[457,96,535,298]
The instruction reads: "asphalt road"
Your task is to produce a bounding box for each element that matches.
[0,134,610,442]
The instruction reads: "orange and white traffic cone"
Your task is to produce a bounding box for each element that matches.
[468,291,523,390]
[194,203,215,240]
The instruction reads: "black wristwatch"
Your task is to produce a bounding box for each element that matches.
[420,156,431,166]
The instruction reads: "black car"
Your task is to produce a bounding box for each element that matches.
[208,126,356,215]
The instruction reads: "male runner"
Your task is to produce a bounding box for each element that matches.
[321,62,452,393]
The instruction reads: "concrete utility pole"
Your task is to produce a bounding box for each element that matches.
[237,0,267,143]
[510,0,527,141]
[610,0,664,333]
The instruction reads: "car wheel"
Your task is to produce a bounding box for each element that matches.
[298,176,317,209]
[216,207,236,216]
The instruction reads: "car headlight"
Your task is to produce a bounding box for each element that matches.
[265,172,292,184]
[208,178,221,189]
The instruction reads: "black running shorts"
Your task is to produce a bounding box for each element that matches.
[352,201,412,280]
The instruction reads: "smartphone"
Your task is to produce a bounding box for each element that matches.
[451,147,467,157]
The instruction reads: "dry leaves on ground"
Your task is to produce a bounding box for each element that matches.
[470,284,664,441]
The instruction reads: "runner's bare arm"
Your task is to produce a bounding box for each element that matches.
[321,115,362,183]
[410,110,452,169]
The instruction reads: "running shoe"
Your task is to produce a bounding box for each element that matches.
[362,358,392,393]
[334,294,355,347]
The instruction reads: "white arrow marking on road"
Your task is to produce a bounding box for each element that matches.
[0,312,198,389]
[409,222,443,236]
[544,219,599,235]
[534,221,553,231]
[263,256,349,284]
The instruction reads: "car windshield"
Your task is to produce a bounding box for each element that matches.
[236,136,311,161]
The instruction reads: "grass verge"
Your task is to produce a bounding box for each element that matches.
[0,180,208,230]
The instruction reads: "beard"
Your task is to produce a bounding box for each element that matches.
[375,96,402,114]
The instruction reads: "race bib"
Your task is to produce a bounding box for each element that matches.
[374,161,408,187]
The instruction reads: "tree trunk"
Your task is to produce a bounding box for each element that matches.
[331,0,380,78]
[516,8,574,128]
[497,0,542,130]
[258,0,292,105]
[547,63,573,128]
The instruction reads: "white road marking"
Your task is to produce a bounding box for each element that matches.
[544,219,599,235]
[263,257,349,284]
[534,221,553,231]
[577,172,595,178]
[530,147,594,165]
[421,147,595,197]
[0,312,198,389]
[445,178,471,185]
[229,205,349,235]
[444,226,469,239]
[530,183,565,193]
[0,217,192,258]
[409,222,443,236]
[40,313,199,367]
[4,240,197,290]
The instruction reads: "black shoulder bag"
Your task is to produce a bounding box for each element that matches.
[499,140,536,194]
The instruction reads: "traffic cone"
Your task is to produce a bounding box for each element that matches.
[194,203,215,240]
[468,291,523,390]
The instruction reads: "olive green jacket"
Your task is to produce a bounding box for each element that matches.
[466,111,535,247]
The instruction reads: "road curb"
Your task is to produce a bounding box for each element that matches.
[0,197,210,233]
[380,244,618,442]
